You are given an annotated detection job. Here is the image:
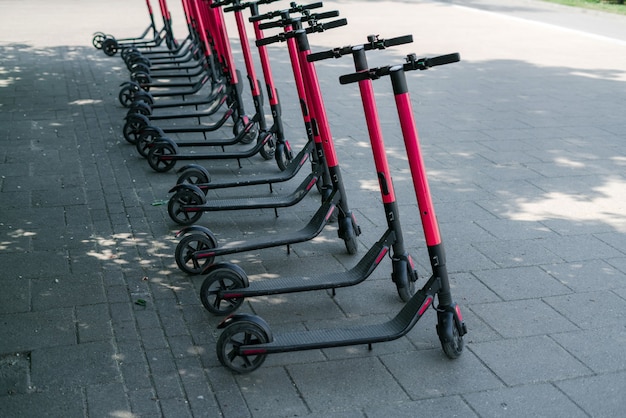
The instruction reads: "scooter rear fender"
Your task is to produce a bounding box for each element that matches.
[217,313,273,341]
[175,225,214,239]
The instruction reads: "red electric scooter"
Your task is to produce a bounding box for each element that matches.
[214,50,467,374]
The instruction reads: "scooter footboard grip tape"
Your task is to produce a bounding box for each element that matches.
[384,34,413,48]
[427,52,461,68]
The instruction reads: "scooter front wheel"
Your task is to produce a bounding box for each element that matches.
[217,322,269,374]
[275,141,294,171]
[437,309,465,359]
[258,133,276,161]
[175,233,217,275]
[200,266,246,315]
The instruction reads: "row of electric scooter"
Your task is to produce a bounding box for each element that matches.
[94,0,467,374]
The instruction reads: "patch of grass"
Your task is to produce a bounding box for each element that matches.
[541,0,626,15]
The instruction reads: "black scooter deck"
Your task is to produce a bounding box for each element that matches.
[244,281,436,354]
[232,230,394,296]
[199,140,313,190]
[197,171,318,211]
[201,192,338,258]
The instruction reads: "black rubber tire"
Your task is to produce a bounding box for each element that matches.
[216,322,269,374]
[174,233,216,275]
[258,133,276,161]
[118,85,136,108]
[177,167,210,187]
[168,188,204,225]
[147,141,177,172]
[275,141,294,171]
[441,323,464,359]
[200,266,246,315]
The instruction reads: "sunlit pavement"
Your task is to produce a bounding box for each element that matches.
[1,1,626,416]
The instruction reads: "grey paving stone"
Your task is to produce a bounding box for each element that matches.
[364,396,477,418]
[380,348,502,400]
[31,274,106,311]
[0,352,31,396]
[469,335,592,386]
[234,367,309,417]
[472,239,564,269]
[541,259,626,292]
[0,308,76,353]
[287,357,409,413]
[542,235,625,262]
[474,266,571,300]
[471,299,578,339]
[551,326,626,374]
[544,290,626,330]
[463,383,587,418]
[85,383,131,418]
[30,341,120,389]
[556,372,626,418]
[0,388,85,418]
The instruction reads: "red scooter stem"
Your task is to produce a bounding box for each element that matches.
[251,13,278,106]
[296,34,339,168]
[356,61,396,204]
[234,7,261,97]
[391,68,442,247]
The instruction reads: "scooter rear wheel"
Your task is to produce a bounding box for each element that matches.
[175,233,217,275]
[168,189,204,225]
[200,266,246,315]
[136,127,164,158]
[147,141,177,172]
[177,167,210,188]
[217,322,269,374]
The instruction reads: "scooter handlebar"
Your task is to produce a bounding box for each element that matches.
[256,17,346,46]
[249,1,323,22]
[338,52,461,84]
[307,34,413,62]
[421,52,460,68]
[257,10,338,30]
[224,0,280,12]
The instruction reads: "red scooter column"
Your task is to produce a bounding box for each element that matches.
[388,62,467,358]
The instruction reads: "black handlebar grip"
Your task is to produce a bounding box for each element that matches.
[255,33,283,47]
[307,48,337,62]
[381,34,413,48]
[258,18,286,30]
[210,0,234,8]
[320,18,347,31]
[311,10,339,20]
[296,2,324,12]
[338,70,372,85]
[426,52,460,68]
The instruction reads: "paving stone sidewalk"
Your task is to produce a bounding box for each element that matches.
[1,0,626,417]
